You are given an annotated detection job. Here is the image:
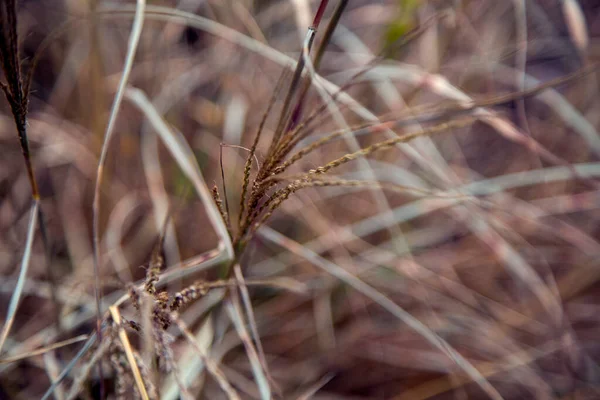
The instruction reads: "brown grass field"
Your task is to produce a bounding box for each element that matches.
[2,0,600,398]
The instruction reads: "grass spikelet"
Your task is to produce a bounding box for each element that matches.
[247,176,471,238]
[0,0,37,197]
[129,284,142,310]
[271,120,382,176]
[241,117,477,238]
[307,117,476,176]
[270,63,379,167]
[0,0,59,351]
[170,282,211,312]
[238,70,289,232]
[144,218,169,296]
[212,184,232,235]
[267,176,456,198]
[247,183,299,238]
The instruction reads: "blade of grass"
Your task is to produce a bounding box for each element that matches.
[0,0,59,338]
[91,0,145,363]
[65,338,112,400]
[258,227,503,400]
[109,306,150,400]
[161,311,215,400]
[232,264,275,392]
[174,317,241,400]
[0,200,38,354]
[563,0,589,57]
[225,293,271,400]
[267,0,329,158]
[296,373,334,400]
[124,86,234,261]
[42,348,65,400]
[286,0,348,132]
[41,332,98,400]
[0,334,88,364]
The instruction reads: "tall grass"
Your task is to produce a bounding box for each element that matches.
[1,0,600,399]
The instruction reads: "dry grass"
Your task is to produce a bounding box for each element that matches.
[1,0,600,399]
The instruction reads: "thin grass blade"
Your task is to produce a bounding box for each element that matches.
[91,0,146,342]
[225,289,271,400]
[109,306,150,400]
[124,87,233,261]
[0,200,39,354]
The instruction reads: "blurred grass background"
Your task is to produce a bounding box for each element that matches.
[2,0,600,398]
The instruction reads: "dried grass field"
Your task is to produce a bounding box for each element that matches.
[2,0,600,399]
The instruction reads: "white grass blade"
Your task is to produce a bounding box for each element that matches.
[226,292,271,400]
[0,200,39,354]
[92,0,145,326]
[296,373,334,400]
[161,316,215,400]
[175,318,241,400]
[124,87,233,261]
[105,192,139,282]
[290,0,311,39]
[43,349,65,400]
[233,264,274,393]
[563,0,589,55]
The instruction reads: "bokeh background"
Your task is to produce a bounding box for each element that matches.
[2,0,600,398]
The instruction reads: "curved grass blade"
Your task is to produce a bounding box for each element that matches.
[91,0,145,346]
[124,87,234,261]
[109,306,150,400]
[225,293,271,400]
[0,200,39,354]
[0,334,88,364]
[175,317,241,400]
